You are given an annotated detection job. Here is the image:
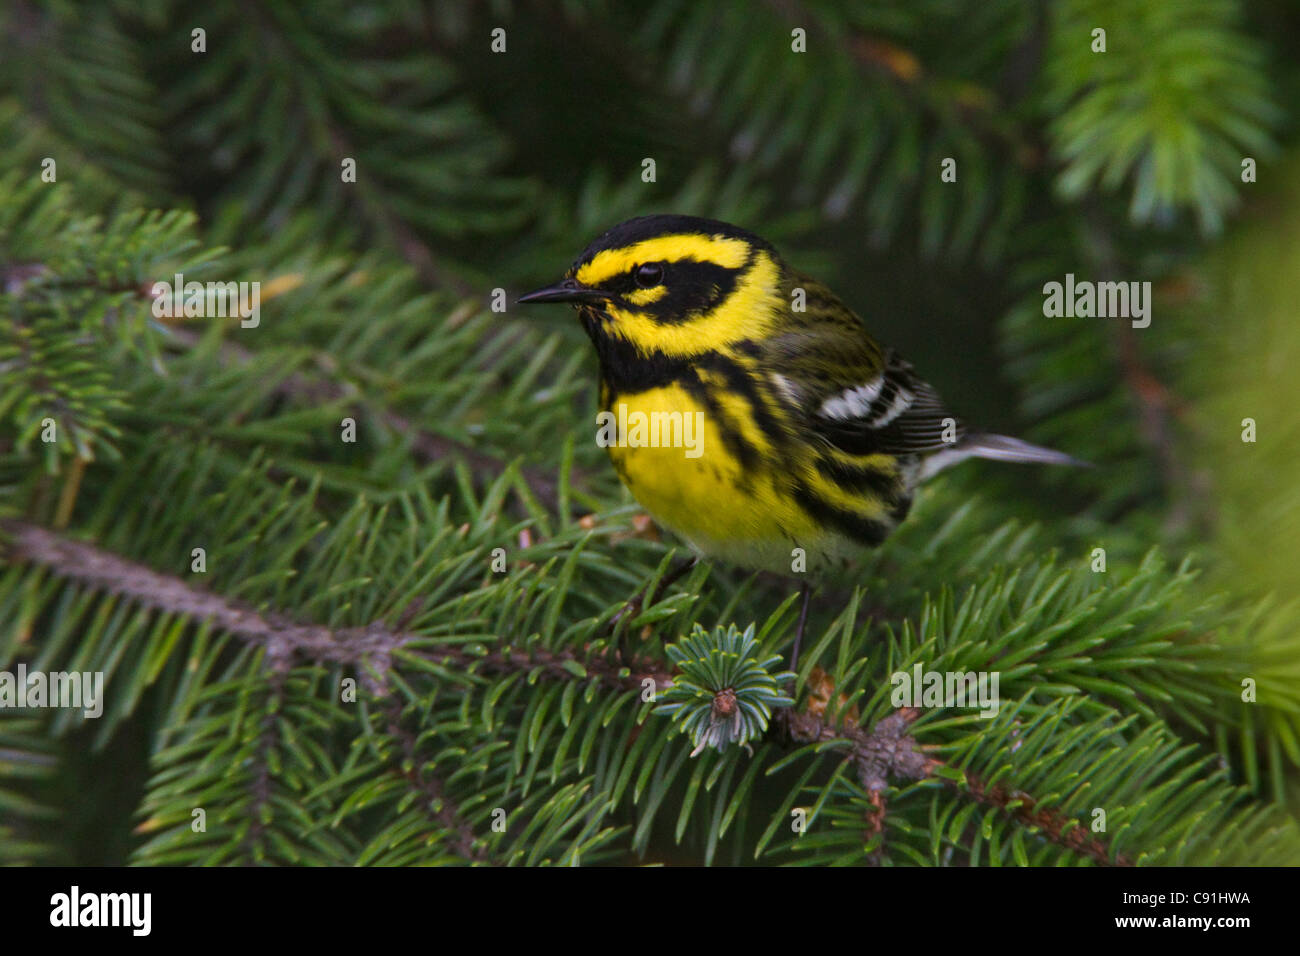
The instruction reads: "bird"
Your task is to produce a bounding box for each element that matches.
[519,214,1082,667]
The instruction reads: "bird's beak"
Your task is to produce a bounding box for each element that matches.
[517,277,609,305]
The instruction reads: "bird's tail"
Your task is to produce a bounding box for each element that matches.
[920,433,1090,480]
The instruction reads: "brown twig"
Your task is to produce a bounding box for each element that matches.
[379,695,490,863]
[782,705,938,790]
[781,704,1131,866]
[962,774,1130,867]
[0,519,670,693]
[243,668,287,861]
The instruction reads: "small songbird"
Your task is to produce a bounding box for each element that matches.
[520,215,1081,664]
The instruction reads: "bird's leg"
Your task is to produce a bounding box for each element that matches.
[608,554,699,639]
[791,581,812,672]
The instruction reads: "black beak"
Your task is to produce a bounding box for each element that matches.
[517,277,609,305]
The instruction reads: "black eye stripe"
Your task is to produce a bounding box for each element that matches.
[648,259,738,322]
[592,257,744,319]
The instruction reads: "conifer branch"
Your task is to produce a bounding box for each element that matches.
[244,670,287,861]
[2,518,668,863]
[961,773,1131,867]
[323,123,473,298]
[782,705,1132,866]
[2,252,577,512]
[0,519,668,692]
[764,0,1044,166]
[235,0,472,297]
[379,696,491,864]
[164,325,573,513]
[1081,203,1192,525]
[781,706,938,790]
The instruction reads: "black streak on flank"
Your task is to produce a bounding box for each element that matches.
[815,454,901,504]
[792,485,893,547]
[694,350,790,453]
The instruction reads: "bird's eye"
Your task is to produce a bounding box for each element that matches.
[634,262,664,288]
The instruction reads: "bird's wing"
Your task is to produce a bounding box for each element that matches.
[755,280,968,459]
[807,349,968,458]
[763,335,1087,481]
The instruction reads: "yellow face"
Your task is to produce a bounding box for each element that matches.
[521,216,787,359]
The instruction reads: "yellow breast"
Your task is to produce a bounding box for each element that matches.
[600,384,838,573]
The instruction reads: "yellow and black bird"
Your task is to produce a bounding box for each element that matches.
[520,215,1081,665]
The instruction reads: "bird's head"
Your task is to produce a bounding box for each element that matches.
[519,215,785,357]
